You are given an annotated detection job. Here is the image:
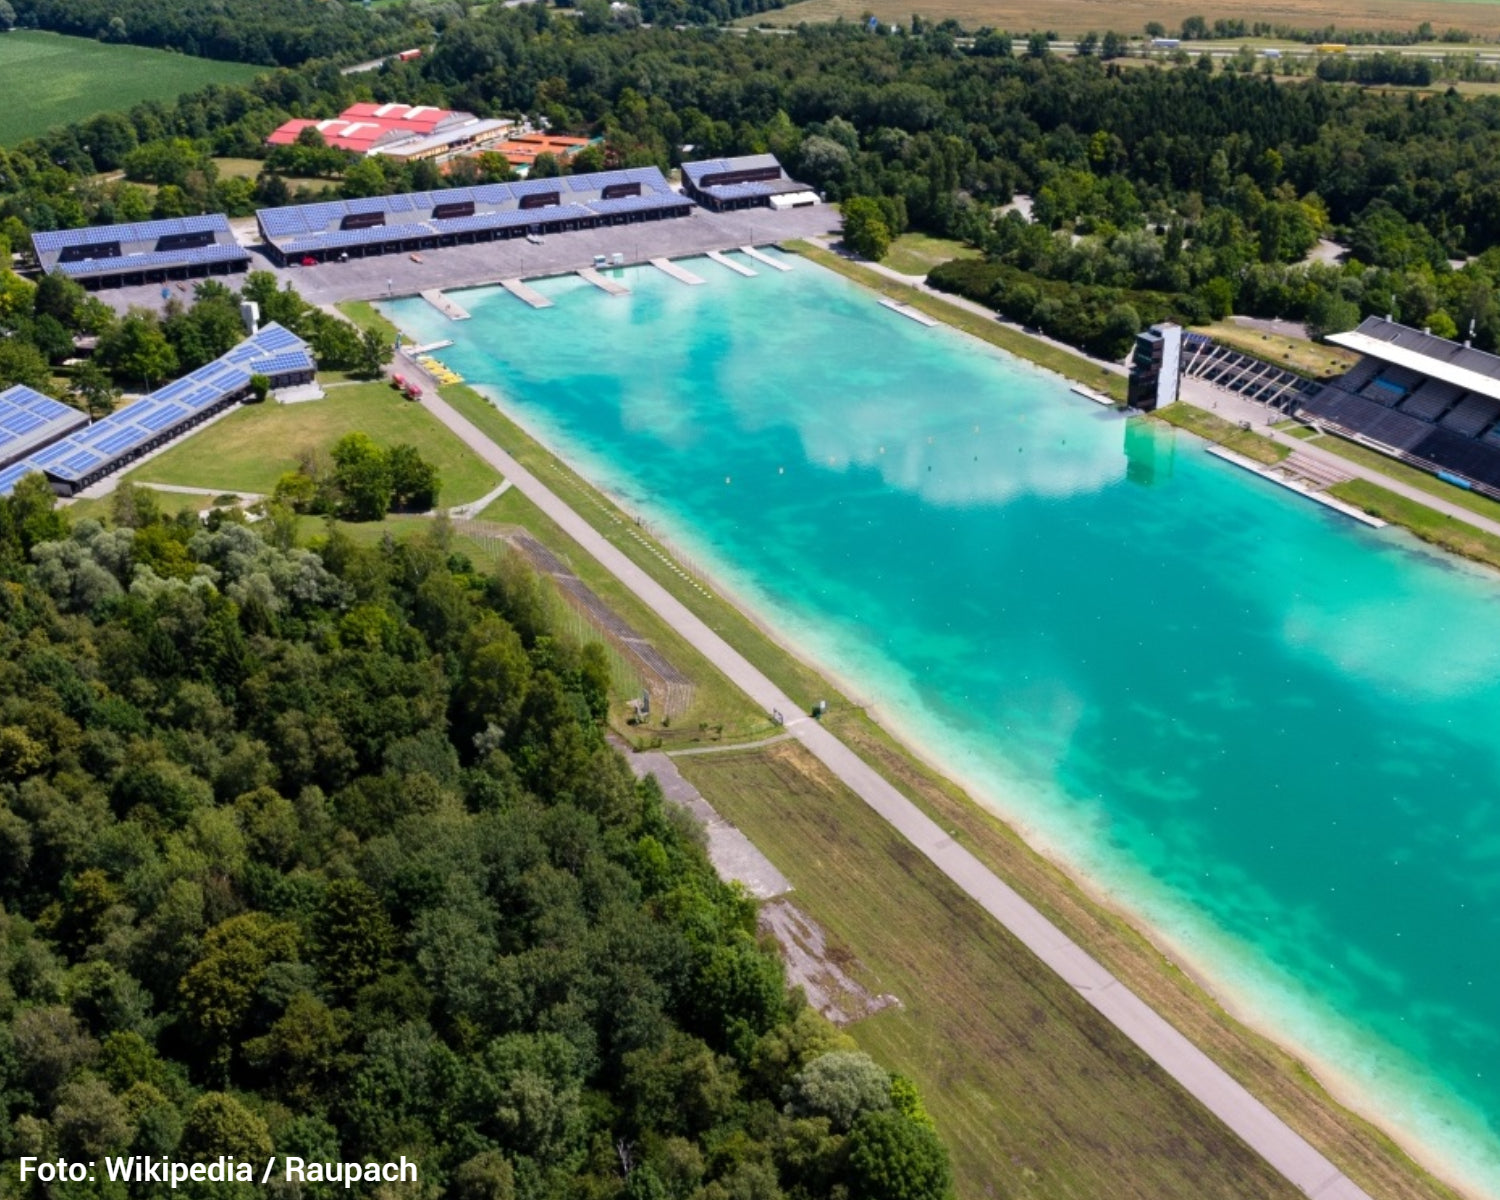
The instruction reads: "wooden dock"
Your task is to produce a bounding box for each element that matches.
[419,289,470,320]
[706,250,757,278]
[651,257,705,286]
[499,278,553,309]
[578,267,630,296]
[403,339,453,355]
[740,245,791,271]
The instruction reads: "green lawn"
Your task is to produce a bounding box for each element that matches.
[881,231,982,278]
[1329,478,1500,572]
[1151,402,1290,465]
[1199,320,1358,379]
[0,32,262,144]
[1300,430,1500,526]
[785,240,1129,401]
[126,382,500,506]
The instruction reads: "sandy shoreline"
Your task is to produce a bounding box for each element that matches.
[384,300,1496,1200]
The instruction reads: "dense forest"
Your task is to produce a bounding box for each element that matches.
[0,484,950,1199]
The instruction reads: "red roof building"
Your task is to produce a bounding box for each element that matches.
[266,104,477,155]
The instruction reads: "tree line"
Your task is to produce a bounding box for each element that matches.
[0,483,951,1200]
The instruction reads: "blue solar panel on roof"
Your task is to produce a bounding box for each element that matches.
[92,427,145,456]
[58,449,104,477]
[33,213,229,254]
[253,324,303,350]
[0,462,37,495]
[472,184,512,203]
[29,441,76,467]
[137,404,188,432]
[1,411,44,435]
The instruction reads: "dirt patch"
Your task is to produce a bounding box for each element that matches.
[760,898,900,1025]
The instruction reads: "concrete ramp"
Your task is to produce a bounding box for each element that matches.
[499,278,553,309]
[706,250,757,278]
[741,245,792,271]
[578,267,630,296]
[651,257,705,286]
[419,289,470,320]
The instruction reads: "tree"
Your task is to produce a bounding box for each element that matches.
[331,432,393,520]
[388,444,440,511]
[841,196,892,261]
[0,338,51,392]
[97,309,177,389]
[787,1050,892,1132]
[845,1110,952,1200]
[178,1093,272,1161]
[529,152,562,179]
[177,913,300,1069]
[0,2,16,32]
[248,372,270,403]
[356,326,392,379]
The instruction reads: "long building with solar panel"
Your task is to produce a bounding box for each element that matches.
[1296,317,1500,495]
[0,323,314,499]
[255,168,692,265]
[0,386,90,472]
[32,215,251,291]
[680,155,818,212]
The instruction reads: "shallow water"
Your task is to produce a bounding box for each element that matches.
[386,253,1500,1191]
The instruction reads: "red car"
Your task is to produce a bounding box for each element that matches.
[300,257,317,267]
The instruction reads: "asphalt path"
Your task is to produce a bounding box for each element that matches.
[412,378,1377,1200]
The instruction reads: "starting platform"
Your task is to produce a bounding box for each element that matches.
[499,278,553,309]
[741,245,792,271]
[707,250,757,278]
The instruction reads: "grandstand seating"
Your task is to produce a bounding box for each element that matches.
[256,167,692,264]
[1439,393,1500,438]
[1295,320,1500,494]
[1397,378,1459,420]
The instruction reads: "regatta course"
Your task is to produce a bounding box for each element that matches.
[386,252,1500,1192]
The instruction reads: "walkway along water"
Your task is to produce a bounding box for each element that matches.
[411,380,1376,1200]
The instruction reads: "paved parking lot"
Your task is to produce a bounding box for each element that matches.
[286,204,839,306]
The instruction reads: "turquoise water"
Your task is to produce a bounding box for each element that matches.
[387,254,1500,1191]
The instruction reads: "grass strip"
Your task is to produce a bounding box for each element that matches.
[678,743,1300,1200]
[1303,431,1500,526]
[784,239,1129,401]
[1329,478,1500,571]
[1152,403,1289,464]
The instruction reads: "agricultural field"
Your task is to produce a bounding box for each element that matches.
[745,0,1500,38]
[0,31,262,144]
